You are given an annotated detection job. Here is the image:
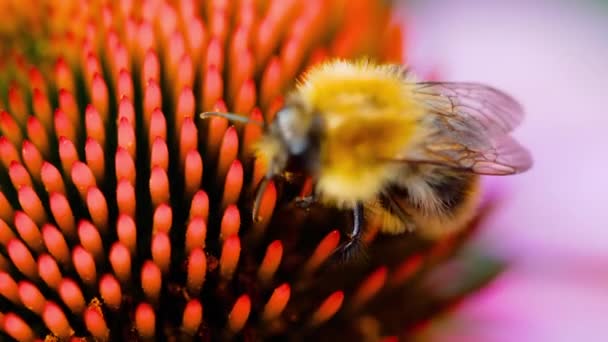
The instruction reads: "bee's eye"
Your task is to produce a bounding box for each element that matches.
[276,108,297,134]
[276,107,308,154]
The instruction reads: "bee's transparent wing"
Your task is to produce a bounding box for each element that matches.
[407,133,533,175]
[394,82,532,175]
[412,82,525,134]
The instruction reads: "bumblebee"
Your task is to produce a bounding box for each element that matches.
[202,59,532,256]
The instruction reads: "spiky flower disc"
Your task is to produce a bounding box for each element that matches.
[0,0,502,341]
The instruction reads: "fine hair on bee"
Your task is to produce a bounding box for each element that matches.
[200,58,532,260]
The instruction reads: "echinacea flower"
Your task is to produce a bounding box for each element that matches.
[1,0,504,340]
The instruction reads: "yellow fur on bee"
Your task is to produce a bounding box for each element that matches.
[296,59,426,207]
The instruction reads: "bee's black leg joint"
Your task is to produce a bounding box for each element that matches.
[294,195,316,209]
[334,202,367,262]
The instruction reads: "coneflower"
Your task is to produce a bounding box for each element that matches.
[0,0,504,341]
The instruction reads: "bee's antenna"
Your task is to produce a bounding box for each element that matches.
[199,111,265,127]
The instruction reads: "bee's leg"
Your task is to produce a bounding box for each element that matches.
[350,202,364,241]
[335,202,366,261]
[252,176,272,222]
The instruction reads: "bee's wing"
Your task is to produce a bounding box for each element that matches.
[412,82,524,134]
[393,82,532,175]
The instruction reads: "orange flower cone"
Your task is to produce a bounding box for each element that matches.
[0,0,503,340]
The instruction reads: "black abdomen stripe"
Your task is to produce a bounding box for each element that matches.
[427,172,475,211]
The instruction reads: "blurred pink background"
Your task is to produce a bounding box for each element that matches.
[404,0,608,340]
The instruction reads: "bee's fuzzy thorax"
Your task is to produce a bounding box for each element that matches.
[292,59,427,205]
[316,163,402,208]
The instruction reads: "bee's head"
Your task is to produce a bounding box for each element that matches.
[201,102,321,220]
[266,96,323,173]
[273,107,312,155]
[250,99,322,221]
